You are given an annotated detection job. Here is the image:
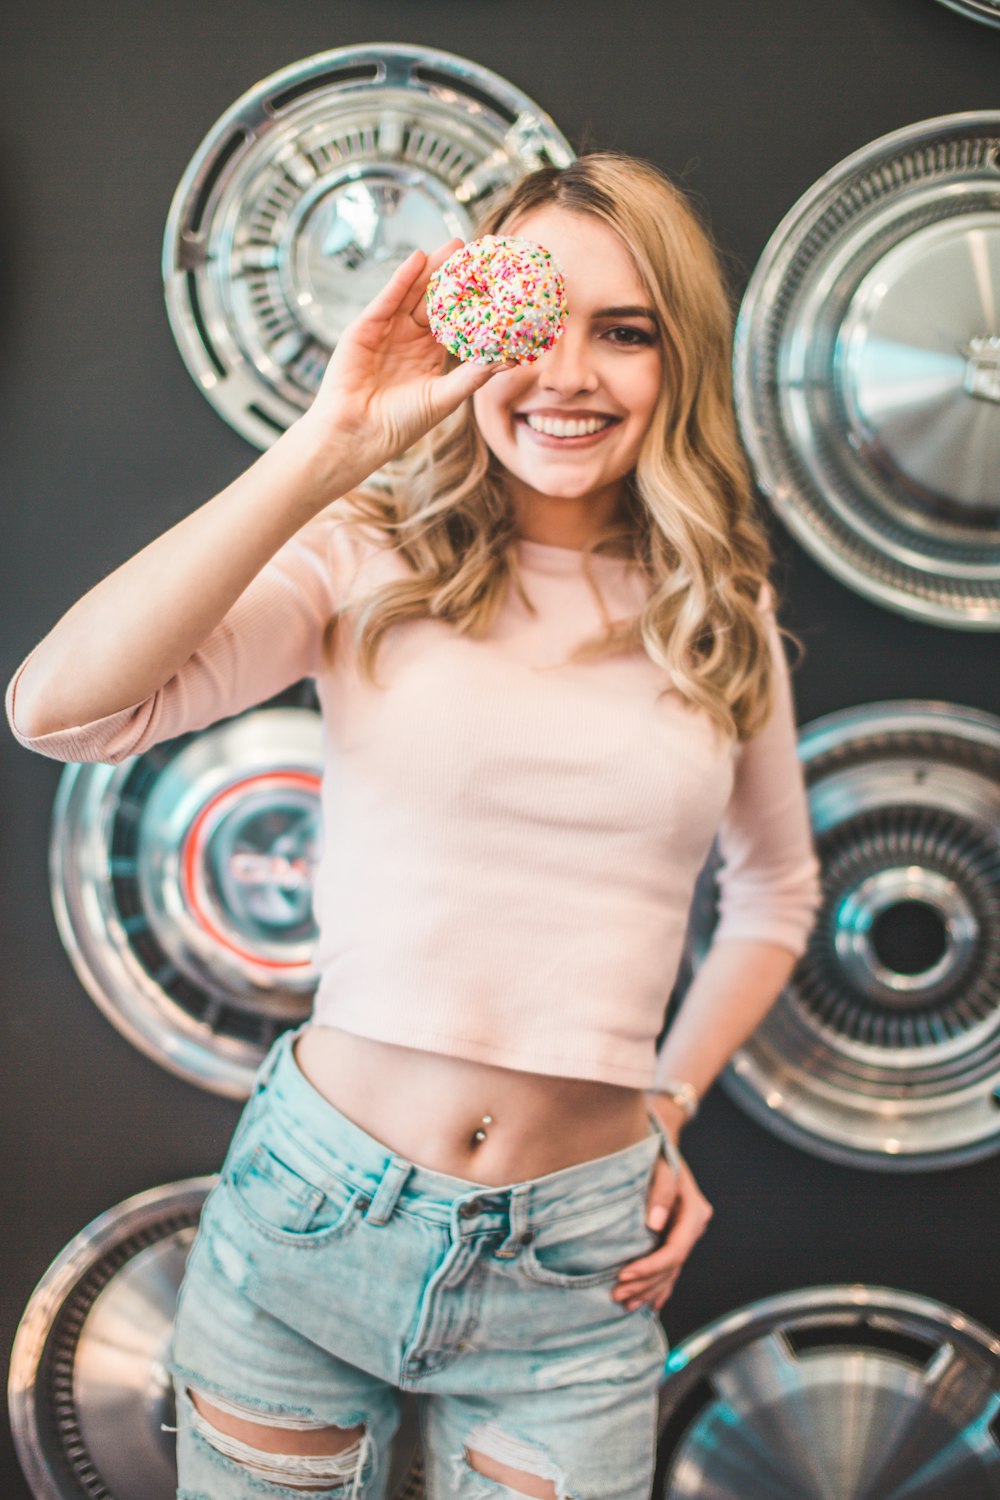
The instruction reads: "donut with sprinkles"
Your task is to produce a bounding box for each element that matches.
[425,235,568,365]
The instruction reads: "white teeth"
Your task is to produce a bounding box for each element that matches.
[524,414,613,437]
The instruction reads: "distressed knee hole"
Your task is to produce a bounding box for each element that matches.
[466,1446,560,1500]
[186,1387,370,1494]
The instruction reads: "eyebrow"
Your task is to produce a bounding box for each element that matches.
[591,305,658,320]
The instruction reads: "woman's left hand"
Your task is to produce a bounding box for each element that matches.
[612,1149,713,1311]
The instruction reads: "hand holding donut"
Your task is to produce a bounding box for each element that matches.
[295,235,569,484]
[426,235,568,364]
[295,239,510,480]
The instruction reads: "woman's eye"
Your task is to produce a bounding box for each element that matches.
[604,325,656,347]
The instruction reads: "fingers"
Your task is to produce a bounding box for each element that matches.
[635,1191,712,1278]
[358,248,429,324]
[427,353,518,419]
[652,1270,681,1310]
[644,1153,679,1233]
[613,1244,681,1311]
[407,237,465,326]
[344,237,463,340]
[616,1240,682,1285]
[614,1166,713,1310]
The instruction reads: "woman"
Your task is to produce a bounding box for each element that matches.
[6,152,820,1499]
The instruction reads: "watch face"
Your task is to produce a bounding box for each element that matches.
[688,700,1000,1171]
[49,695,323,1096]
[654,1082,697,1118]
[734,111,1000,628]
[657,1286,1000,1499]
[162,44,574,448]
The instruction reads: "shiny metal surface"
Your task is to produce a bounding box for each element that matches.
[49,699,322,1097]
[8,1179,208,1500]
[8,1180,421,1500]
[658,1285,1000,1498]
[163,45,574,448]
[734,112,1000,628]
[935,0,1000,26]
[689,701,1000,1169]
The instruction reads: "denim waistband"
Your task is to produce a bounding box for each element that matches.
[252,1026,675,1232]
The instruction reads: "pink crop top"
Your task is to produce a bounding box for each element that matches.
[5,511,821,1087]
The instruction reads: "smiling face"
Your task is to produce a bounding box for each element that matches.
[471,206,663,545]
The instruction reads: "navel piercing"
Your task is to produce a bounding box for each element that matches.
[471,1113,494,1145]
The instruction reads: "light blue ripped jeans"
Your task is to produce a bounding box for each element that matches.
[168,1026,674,1500]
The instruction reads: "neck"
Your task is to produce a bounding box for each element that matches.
[509,482,631,552]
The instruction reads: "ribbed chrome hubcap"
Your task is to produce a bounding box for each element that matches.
[657,1286,1000,1498]
[162,45,573,447]
[49,698,322,1096]
[734,112,1000,627]
[689,701,1000,1168]
[8,1181,422,1499]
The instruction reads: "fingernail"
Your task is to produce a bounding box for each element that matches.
[647,1205,668,1231]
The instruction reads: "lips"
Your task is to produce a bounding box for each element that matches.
[516,412,622,445]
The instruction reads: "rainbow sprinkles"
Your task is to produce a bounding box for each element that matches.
[425,235,569,365]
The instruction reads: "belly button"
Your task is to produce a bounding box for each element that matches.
[470,1113,494,1147]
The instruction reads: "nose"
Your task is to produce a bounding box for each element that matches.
[535,322,599,396]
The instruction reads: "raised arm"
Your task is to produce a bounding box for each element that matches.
[7,241,507,755]
[8,433,348,745]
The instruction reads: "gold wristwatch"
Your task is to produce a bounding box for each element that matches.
[649,1078,699,1122]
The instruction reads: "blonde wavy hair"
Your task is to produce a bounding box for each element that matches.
[324,151,776,740]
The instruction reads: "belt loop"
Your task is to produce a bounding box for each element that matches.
[364,1156,412,1226]
[494,1184,531,1258]
[253,1030,287,1092]
[645,1104,683,1177]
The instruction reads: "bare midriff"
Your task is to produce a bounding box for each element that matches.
[293,1024,652,1186]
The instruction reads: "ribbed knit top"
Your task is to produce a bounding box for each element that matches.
[5,510,821,1086]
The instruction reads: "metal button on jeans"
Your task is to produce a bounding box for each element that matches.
[459,1199,482,1218]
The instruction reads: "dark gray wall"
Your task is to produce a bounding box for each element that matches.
[3,2,998,1495]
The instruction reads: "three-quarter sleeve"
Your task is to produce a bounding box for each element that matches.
[710,594,822,958]
[5,510,356,765]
